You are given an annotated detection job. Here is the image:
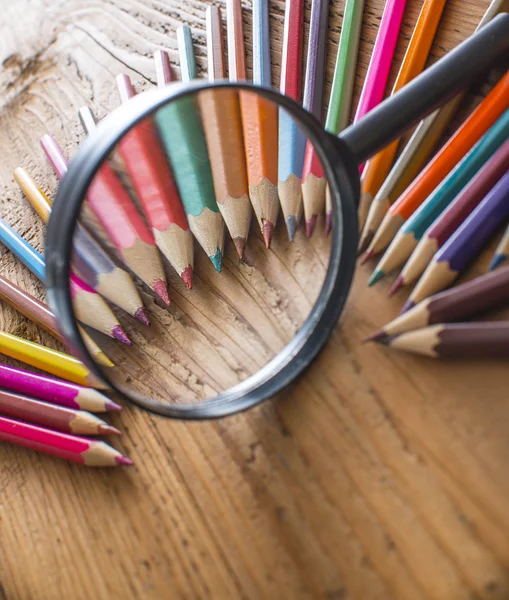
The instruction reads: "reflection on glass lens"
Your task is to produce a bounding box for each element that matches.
[61,88,335,405]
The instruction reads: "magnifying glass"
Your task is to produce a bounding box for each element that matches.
[44,15,509,419]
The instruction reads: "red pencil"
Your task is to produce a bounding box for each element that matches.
[0,415,133,466]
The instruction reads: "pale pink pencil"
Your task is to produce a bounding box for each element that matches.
[355,0,407,176]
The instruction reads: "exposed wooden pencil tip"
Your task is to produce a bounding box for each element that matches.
[233,237,246,259]
[400,300,415,315]
[360,250,374,266]
[115,455,134,466]
[153,279,171,306]
[262,220,274,249]
[363,330,389,344]
[388,275,404,298]
[105,400,123,412]
[325,212,332,236]
[285,216,297,242]
[306,215,317,238]
[181,265,193,289]
[99,424,122,436]
[112,325,132,346]
[135,307,151,326]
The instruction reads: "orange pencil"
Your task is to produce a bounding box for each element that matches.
[365,70,509,258]
[202,2,252,258]
[358,0,447,231]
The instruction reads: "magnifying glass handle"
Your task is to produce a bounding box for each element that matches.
[341,13,509,165]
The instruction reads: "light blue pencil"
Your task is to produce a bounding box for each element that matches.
[0,218,46,281]
[253,0,271,88]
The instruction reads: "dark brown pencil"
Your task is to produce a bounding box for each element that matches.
[378,322,509,359]
[367,265,509,342]
[0,389,120,436]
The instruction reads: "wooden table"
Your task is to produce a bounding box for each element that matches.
[1,0,509,598]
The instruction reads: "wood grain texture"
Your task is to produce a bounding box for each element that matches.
[2,1,509,599]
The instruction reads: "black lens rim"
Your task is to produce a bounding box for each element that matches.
[45,81,360,419]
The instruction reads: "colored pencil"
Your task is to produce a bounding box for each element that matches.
[0,389,120,436]
[370,107,509,285]
[196,0,251,258]
[354,0,407,123]
[490,224,509,270]
[0,272,113,368]
[364,70,509,258]
[405,168,509,312]
[302,0,364,237]
[112,81,195,286]
[358,0,508,251]
[377,322,509,359]
[0,415,132,466]
[0,218,130,344]
[0,364,120,412]
[44,132,170,306]
[396,136,509,290]
[358,0,447,231]
[239,1,280,244]
[206,7,226,80]
[277,0,305,238]
[155,45,225,272]
[0,329,105,388]
[14,166,149,324]
[367,265,509,342]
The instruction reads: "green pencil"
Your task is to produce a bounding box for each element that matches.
[154,31,224,272]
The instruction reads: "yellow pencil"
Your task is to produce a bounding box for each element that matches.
[0,330,106,389]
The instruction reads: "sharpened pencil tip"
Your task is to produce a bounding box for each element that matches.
[368,269,385,287]
[376,334,395,347]
[153,279,171,306]
[401,300,415,314]
[489,253,506,271]
[105,400,123,412]
[181,265,193,289]
[360,250,374,266]
[363,330,389,344]
[112,325,132,346]
[306,215,317,238]
[210,248,222,272]
[233,237,246,259]
[95,352,114,368]
[286,216,297,242]
[388,275,404,297]
[99,424,122,436]
[115,455,134,466]
[358,231,374,257]
[135,307,151,326]
[325,211,332,236]
[262,220,274,249]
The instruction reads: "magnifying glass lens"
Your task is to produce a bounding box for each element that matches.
[61,87,338,409]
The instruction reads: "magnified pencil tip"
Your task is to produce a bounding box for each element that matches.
[489,254,506,271]
[262,220,274,249]
[401,300,415,314]
[286,216,297,242]
[135,307,151,326]
[368,269,385,287]
[210,248,223,272]
[180,265,193,289]
[306,215,317,238]
[153,279,171,306]
[112,325,132,346]
[360,250,374,265]
[105,400,123,412]
[233,237,246,259]
[115,455,134,466]
[388,275,404,297]
[363,330,388,344]
[325,212,333,236]
[99,424,122,436]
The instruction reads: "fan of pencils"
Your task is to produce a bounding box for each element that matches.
[0,0,508,467]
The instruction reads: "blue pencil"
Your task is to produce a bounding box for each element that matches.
[0,218,46,281]
[490,223,509,270]
[252,0,271,88]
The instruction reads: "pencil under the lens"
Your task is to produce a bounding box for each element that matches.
[0,363,120,412]
[154,38,225,272]
[14,166,149,325]
[301,0,364,237]
[113,78,194,288]
[490,224,509,270]
[0,329,105,388]
[360,0,509,252]
[238,0,279,246]
[0,389,120,436]
[358,0,447,233]
[0,415,132,466]
[277,0,305,240]
[0,271,113,368]
[42,132,170,307]
[198,0,251,258]
[396,137,509,291]
[0,217,131,345]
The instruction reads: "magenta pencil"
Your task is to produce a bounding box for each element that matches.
[0,364,121,413]
[0,415,133,466]
[354,0,407,123]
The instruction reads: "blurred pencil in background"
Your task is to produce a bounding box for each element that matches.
[490,224,509,270]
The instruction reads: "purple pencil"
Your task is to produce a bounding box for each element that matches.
[0,364,120,413]
[404,167,509,311]
[354,0,407,123]
[303,0,329,118]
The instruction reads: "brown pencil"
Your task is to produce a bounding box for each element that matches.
[0,388,120,436]
[202,1,252,258]
[378,322,509,359]
[367,265,509,342]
